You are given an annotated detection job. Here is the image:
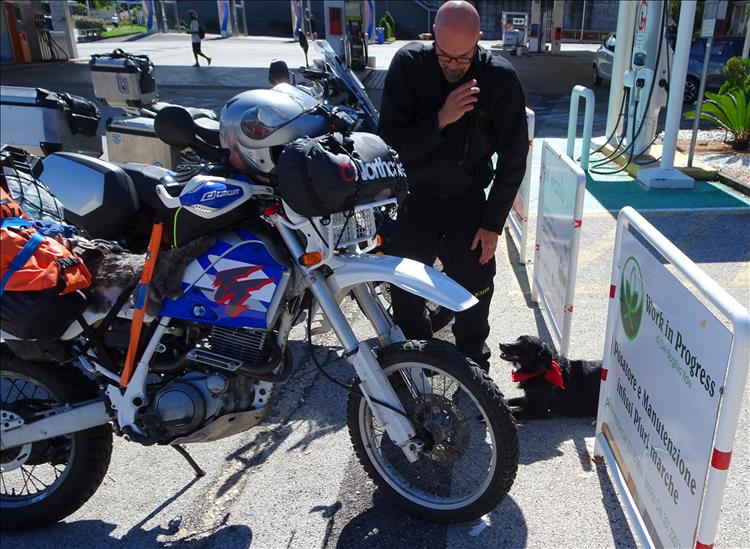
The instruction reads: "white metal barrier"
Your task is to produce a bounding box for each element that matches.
[595,207,750,549]
[567,85,595,171]
[506,107,536,264]
[531,139,586,356]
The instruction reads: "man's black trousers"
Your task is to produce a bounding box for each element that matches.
[388,191,495,370]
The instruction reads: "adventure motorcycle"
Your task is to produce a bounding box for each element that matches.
[0,41,518,529]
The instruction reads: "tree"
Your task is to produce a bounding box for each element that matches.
[669,0,704,36]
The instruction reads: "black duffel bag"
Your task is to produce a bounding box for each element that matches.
[276,132,407,217]
[0,289,88,340]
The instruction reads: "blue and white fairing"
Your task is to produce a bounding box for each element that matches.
[160,229,289,329]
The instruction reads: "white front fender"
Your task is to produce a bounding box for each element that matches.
[326,254,478,312]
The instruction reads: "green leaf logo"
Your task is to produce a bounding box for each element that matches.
[620,256,644,340]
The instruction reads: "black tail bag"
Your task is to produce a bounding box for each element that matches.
[276,132,407,217]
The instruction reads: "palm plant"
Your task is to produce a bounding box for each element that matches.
[685,91,750,150]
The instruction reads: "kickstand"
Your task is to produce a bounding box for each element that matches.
[171,444,206,478]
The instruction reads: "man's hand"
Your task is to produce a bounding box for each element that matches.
[471,228,498,265]
[438,79,480,130]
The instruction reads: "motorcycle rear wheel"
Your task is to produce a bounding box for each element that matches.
[0,357,113,530]
[346,339,518,522]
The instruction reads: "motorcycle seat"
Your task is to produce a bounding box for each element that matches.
[119,163,181,217]
[150,102,217,122]
[194,118,221,148]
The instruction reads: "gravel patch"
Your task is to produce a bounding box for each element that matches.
[711,162,750,186]
[696,152,750,168]
[675,128,731,142]
[665,129,750,188]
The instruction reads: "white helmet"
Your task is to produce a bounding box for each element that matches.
[219,84,327,175]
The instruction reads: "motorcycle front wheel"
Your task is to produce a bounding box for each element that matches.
[0,357,113,530]
[346,339,518,522]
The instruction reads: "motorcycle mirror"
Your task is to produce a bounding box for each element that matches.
[268,59,292,86]
[299,32,309,67]
[154,106,196,148]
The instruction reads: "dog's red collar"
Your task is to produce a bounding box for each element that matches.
[511,359,565,389]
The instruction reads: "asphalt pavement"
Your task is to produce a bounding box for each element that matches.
[0,35,748,549]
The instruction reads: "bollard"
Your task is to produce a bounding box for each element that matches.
[567,85,595,171]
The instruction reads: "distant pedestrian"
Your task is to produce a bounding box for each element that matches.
[188,10,211,67]
[111,13,119,28]
[305,10,317,40]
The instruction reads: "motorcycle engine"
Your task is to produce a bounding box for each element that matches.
[133,324,279,442]
[146,370,256,440]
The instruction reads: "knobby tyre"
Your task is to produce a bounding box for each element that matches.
[0,356,113,530]
[346,339,519,522]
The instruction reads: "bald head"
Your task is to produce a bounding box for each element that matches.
[434,0,480,36]
[433,1,480,83]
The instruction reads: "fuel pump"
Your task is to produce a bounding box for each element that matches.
[323,1,371,69]
[622,0,670,157]
[345,11,368,69]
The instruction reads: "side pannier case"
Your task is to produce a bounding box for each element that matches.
[90,49,158,109]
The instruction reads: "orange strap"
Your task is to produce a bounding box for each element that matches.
[120,223,163,388]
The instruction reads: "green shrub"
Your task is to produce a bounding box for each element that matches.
[718,56,750,96]
[71,2,88,16]
[383,11,395,32]
[379,17,394,41]
[73,16,106,32]
[685,91,750,150]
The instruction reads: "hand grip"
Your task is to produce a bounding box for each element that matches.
[155,184,182,209]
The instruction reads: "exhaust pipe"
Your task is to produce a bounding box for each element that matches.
[1,399,110,450]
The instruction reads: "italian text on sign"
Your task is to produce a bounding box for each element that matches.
[595,209,747,549]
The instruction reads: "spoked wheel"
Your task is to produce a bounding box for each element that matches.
[347,340,518,522]
[0,359,113,530]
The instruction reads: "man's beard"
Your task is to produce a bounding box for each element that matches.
[441,66,468,83]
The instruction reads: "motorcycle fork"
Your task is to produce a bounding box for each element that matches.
[274,222,420,462]
[349,283,432,398]
[349,282,403,347]
[308,271,420,462]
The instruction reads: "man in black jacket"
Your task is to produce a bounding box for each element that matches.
[378,0,528,371]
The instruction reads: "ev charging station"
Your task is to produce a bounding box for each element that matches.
[622,0,670,160]
[600,0,697,189]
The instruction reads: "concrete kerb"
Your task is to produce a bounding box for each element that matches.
[717,172,750,197]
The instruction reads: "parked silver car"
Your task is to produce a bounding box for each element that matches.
[592,34,745,103]
[592,33,616,86]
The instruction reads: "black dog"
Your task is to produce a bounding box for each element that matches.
[499,335,602,417]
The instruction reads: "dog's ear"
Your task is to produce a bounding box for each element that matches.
[537,344,554,369]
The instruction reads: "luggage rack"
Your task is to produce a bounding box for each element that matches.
[277,198,396,264]
[313,198,396,255]
[325,207,377,248]
[1,146,43,177]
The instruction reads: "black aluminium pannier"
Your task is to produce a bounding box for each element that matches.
[276,132,407,217]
